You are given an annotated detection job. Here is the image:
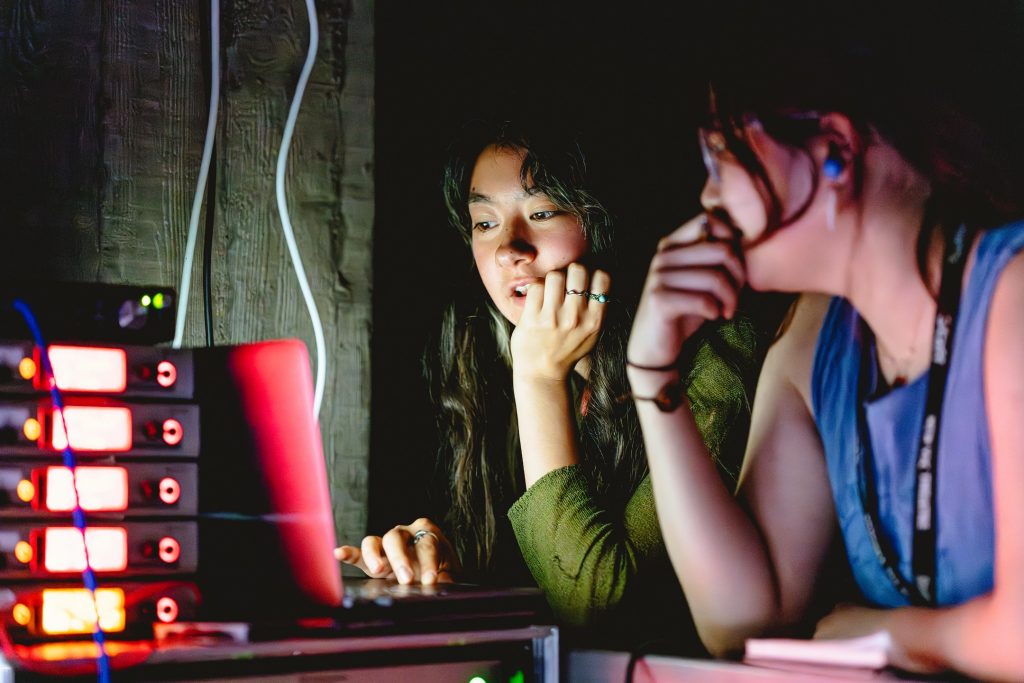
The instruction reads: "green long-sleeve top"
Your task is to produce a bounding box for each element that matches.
[508,466,662,626]
[504,316,766,652]
[508,466,700,651]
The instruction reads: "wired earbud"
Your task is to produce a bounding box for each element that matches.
[823,141,845,231]
[823,141,845,181]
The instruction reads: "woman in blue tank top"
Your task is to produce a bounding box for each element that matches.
[626,4,1024,680]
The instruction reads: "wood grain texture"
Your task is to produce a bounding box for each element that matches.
[0,0,373,544]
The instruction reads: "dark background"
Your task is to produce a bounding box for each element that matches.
[370,1,713,529]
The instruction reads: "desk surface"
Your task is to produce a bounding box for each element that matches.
[1,625,559,682]
[568,650,956,683]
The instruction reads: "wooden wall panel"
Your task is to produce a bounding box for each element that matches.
[0,0,373,545]
[100,0,204,286]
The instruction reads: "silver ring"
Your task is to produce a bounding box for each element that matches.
[586,291,609,304]
[565,288,587,297]
[411,529,438,546]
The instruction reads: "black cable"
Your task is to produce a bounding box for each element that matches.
[623,648,645,683]
[202,141,216,347]
[200,2,218,349]
[623,637,672,683]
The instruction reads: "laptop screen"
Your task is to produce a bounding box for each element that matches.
[195,339,343,615]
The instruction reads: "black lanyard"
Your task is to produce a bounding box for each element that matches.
[855,224,973,606]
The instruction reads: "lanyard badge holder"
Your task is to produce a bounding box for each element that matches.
[857,224,973,606]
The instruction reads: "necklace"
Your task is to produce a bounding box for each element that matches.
[876,297,933,388]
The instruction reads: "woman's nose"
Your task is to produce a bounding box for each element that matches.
[495,223,536,268]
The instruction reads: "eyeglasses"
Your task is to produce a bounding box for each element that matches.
[698,128,728,184]
[698,112,821,183]
[698,115,763,184]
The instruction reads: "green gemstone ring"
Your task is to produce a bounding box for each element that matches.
[566,289,609,304]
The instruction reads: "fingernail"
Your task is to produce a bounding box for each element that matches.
[421,570,437,585]
[396,567,413,584]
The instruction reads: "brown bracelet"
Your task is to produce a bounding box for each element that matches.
[632,377,687,413]
[626,358,679,372]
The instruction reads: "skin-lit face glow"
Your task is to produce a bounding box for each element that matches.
[700,124,828,292]
[469,145,588,325]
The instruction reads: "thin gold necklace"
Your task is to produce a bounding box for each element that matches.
[878,294,933,388]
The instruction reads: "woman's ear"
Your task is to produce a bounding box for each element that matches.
[818,113,861,185]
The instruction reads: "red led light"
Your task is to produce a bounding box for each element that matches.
[155,596,179,624]
[44,466,129,512]
[161,419,183,447]
[47,346,127,393]
[158,477,181,505]
[43,527,128,573]
[156,361,177,388]
[51,407,132,452]
[158,537,180,564]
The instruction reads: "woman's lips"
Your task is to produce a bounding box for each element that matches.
[509,279,539,298]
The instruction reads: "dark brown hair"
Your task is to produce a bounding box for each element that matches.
[430,119,642,572]
[700,0,1024,241]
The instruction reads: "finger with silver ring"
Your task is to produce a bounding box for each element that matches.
[564,263,590,307]
[588,270,612,310]
[411,529,438,546]
[411,530,442,585]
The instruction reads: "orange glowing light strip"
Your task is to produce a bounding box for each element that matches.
[43,527,128,573]
[44,467,129,512]
[51,407,132,452]
[40,588,125,635]
[48,346,127,393]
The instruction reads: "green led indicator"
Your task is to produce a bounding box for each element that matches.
[468,677,488,683]
[141,295,152,307]
[153,293,165,309]
[509,672,525,683]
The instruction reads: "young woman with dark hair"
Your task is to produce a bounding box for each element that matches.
[337,119,781,647]
[629,3,1024,678]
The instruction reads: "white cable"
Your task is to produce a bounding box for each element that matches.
[173,0,221,349]
[277,0,326,417]
[276,0,323,417]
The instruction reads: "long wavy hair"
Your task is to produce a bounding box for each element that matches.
[427,120,642,573]
[427,120,784,574]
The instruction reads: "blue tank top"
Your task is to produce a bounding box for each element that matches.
[812,222,1024,607]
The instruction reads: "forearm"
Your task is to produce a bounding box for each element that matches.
[513,374,580,487]
[887,596,1024,681]
[632,370,780,653]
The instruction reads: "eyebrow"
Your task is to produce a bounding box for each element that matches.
[468,186,545,205]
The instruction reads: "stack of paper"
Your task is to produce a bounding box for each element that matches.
[744,630,892,673]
